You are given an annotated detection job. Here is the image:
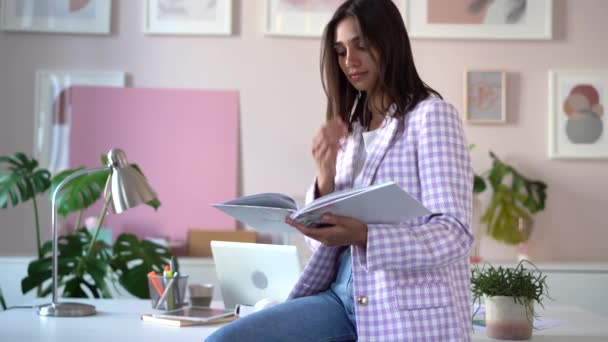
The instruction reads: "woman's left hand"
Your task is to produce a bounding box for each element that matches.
[285,214,368,248]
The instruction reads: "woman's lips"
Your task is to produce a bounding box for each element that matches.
[349,71,368,81]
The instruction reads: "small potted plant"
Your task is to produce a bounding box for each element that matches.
[471,260,549,340]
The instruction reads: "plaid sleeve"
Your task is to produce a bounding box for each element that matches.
[304,179,323,252]
[356,101,473,271]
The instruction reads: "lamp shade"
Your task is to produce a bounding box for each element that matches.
[107,149,157,214]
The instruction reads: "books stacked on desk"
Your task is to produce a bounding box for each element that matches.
[141,306,237,327]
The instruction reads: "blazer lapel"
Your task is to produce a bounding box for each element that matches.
[360,116,400,187]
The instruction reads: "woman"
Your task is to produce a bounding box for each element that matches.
[206,0,473,341]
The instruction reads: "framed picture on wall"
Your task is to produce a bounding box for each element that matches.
[549,70,608,159]
[144,0,232,35]
[0,0,111,34]
[265,0,341,37]
[34,70,126,174]
[403,0,552,40]
[463,70,506,124]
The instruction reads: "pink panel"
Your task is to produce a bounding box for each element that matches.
[427,0,487,24]
[69,86,238,241]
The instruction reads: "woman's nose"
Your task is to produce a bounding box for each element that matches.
[344,51,360,67]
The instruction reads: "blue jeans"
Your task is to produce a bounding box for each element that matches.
[330,248,355,323]
[205,290,357,342]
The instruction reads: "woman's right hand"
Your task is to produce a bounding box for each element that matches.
[312,118,348,196]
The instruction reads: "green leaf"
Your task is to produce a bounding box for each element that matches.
[479,151,548,245]
[32,170,52,192]
[26,257,52,276]
[523,181,547,213]
[39,240,53,257]
[50,162,161,217]
[0,156,20,167]
[473,174,486,194]
[21,254,80,295]
[130,163,161,210]
[15,179,28,202]
[21,269,51,295]
[51,168,109,217]
[85,257,112,298]
[0,285,7,310]
[8,187,17,207]
[0,191,7,209]
[481,190,500,226]
[14,153,30,167]
[0,153,51,209]
[63,277,89,298]
[111,233,174,299]
[146,198,162,210]
[80,279,102,299]
[21,229,112,299]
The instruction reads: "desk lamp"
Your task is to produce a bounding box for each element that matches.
[38,149,157,317]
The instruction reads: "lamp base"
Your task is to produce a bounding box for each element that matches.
[37,302,97,317]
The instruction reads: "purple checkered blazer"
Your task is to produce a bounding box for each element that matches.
[288,98,474,341]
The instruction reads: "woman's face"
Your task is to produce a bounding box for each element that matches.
[334,16,380,93]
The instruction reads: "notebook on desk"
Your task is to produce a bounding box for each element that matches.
[141,306,237,327]
[210,241,302,309]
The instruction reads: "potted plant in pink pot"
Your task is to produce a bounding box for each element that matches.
[472,261,549,340]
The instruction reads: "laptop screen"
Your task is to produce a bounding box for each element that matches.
[210,241,302,309]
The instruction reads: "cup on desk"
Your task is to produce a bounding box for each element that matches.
[188,284,214,307]
[147,273,188,311]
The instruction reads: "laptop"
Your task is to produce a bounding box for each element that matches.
[210,241,302,310]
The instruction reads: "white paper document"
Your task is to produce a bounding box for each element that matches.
[211,181,431,234]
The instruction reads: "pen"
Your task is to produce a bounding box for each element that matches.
[164,265,174,310]
[155,271,179,310]
[170,257,179,305]
[148,271,163,296]
[163,264,172,278]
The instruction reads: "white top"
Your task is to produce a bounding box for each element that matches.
[351,104,395,188]
[352,126,382,188]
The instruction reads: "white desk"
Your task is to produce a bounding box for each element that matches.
[0,299,221,341]
[4,257,608,317]
[473,305,608,341]
[1,299,608,341]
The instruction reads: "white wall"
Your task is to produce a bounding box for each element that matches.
[1,0,607,261]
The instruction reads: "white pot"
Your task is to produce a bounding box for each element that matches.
[485,295,534,340]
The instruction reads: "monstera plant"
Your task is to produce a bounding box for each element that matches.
[0,153,51,259]
[1,152,175,299]
[475,152,547,245]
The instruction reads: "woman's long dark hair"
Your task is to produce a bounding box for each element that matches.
[321,0,442,131]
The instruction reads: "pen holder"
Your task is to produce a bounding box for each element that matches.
[148,274,188,311]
